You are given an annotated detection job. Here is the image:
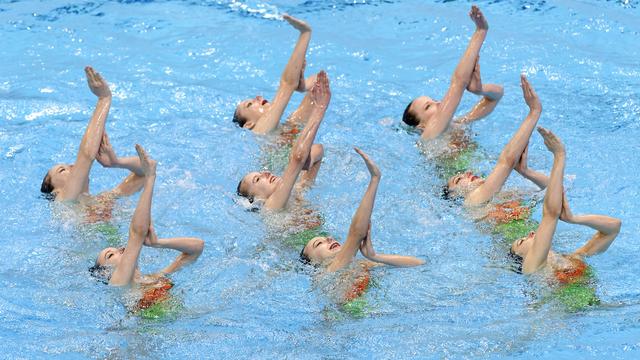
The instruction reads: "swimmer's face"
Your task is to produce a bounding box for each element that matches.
[235,96,271,129]
[96,247,125,267]
[408,96,440,129]
[239,171,281,201]
[511,231,535,257]
[303,236,342,264]
[447,171,484,196]
[47,164,74,191]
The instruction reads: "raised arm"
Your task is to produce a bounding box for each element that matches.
[421,6,488,139]
[455,58,504,124]
[109,145,156,286]
[359,225,424,267]
[285,73,320,128]
[514,143,549,189]
[264,71,329,210]
[522,128,565,274]
[95,132,146,197]
[328,148,381,272]
[559,194,622,257]
[252,15,312,134]
[143,225,204,275]
[58,67,112,200]
[465,75,542,205]
[297,143,324,189]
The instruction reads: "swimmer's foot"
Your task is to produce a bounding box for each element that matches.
[135,144,157,177]
[283,14,311,33]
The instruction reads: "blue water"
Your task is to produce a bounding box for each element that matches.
[1,0,639,358]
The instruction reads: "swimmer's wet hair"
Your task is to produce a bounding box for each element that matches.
[88,264,112,285]
[402,100,419,127]
[232,109,247,128]
[441,185,451,200]
[40,172,55,198]
[299,246,311,265]
[236,179,254,203]
[507,249,523,274]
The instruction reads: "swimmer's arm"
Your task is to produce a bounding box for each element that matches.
[559,195,622,256]
[264,109,322,209]
[284,75,319,128]
[145,234,204,275]
[523,129,564,274]
[60,67,112,201]
[110,156,155,286]
[329,148,380,272]
[96,132,145,176]
[105,173,146,198]
[297,144,324,188]
[265,72,329,210]
[421,7,488,140]
[455,86,503,124]
[367,254,425,267]
[571,215,621,256]
[466,76,541,205]
[514,144,549,189]
[253,15,311,134]
[359,226,424,267]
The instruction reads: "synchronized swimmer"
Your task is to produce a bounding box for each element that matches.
[40,67,147,221]
[38,6,621,313]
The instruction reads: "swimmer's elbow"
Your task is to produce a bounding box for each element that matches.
[290,147,306,163]
[193,238,205,257]
[612,218,622,234]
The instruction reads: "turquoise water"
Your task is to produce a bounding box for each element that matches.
[1,0,639,358]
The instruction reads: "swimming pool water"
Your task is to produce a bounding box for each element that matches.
[1,0,639,358]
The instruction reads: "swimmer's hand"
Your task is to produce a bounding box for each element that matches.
[135,144,157,177]
[466,57,483,94]
[283,14,311,33]
[538,127,565,155]
[310,70,331,109]
[514,142,530,175]
[296,59,307,92]
[85,66,111,99]
[96,133,118,168]
[521,75,541,113]
[359,224,377,260]
[144,224,160,247]
[469,5,488,31]
[559,193,575,223]
[354,147,381,179]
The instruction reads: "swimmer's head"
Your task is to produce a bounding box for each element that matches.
[96,246,125,268]
[402,96,440,129]
[446,171,484,199]
[237,171,281,203]
[510,231,535,259]
[41,164,77,198]
[90,246,125,284]
[301,236,342,265]
[233,96,272,129]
